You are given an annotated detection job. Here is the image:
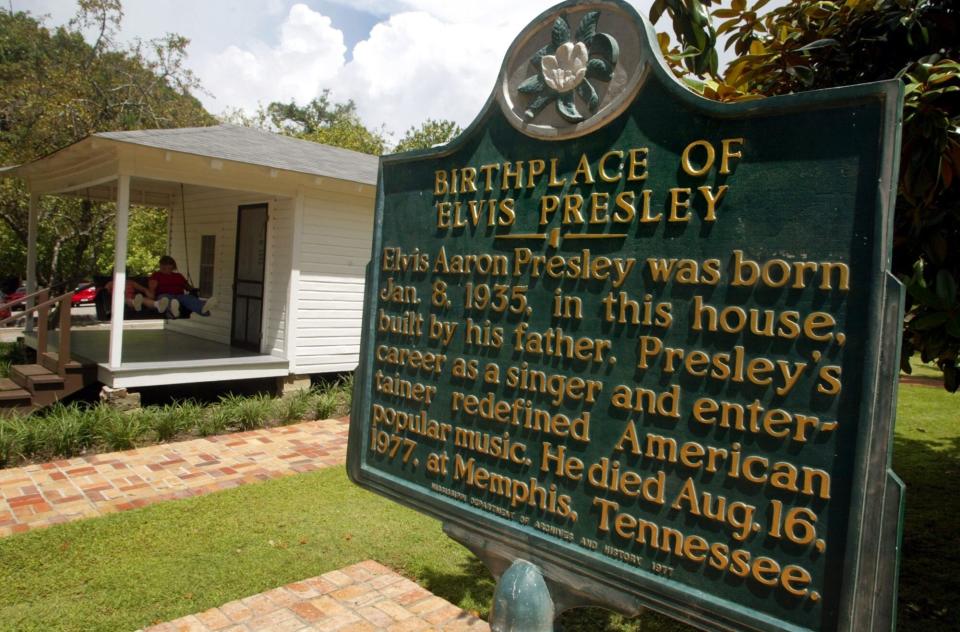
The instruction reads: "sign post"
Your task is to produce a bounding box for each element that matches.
[347,2,905,630]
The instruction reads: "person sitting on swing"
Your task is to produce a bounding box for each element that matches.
[148,255,216,318]
[106,268,167,313]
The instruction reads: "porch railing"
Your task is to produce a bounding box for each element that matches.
[0,286,74,376]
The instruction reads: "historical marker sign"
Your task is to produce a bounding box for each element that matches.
[347,1,905,630]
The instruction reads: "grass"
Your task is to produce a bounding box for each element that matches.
[0,378,354,468]
[902,353,946,380]
[0,383,954,631]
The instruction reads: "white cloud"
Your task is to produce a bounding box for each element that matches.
[335,10,526,134]
[24,0,663,138]
[197,3,346,113]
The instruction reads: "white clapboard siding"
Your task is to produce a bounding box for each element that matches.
[263,197,293,357]
[295,190,374,373]
[167,185,290,355]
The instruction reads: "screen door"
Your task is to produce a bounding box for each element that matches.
[231,204,267,351]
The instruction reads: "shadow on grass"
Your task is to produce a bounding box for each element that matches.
[893,432,960,632]
[418,555,495,618]
[416,552,694,632]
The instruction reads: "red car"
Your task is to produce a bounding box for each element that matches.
[71,285,97,306]
[1,287,25,323]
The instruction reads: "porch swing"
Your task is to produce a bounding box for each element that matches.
[94,184,197,321]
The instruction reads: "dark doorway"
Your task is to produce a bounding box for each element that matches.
[231,203,268,351]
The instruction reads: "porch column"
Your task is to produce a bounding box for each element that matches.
[108,175,130,368]
[25,191,39,333]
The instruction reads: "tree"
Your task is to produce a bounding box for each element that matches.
[225,91,388,156]
[393,119,462,153]
[0,0,214,290]
[652,0,960,391]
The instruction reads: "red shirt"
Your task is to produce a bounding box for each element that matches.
[150,271,188,296]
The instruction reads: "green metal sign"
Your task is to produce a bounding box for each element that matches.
[347,2,905,630]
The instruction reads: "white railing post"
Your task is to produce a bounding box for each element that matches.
[109,175,130,369]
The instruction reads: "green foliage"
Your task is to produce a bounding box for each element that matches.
[0,341,30,379]
[95,206,169,277]
[8,415,44,458]
[215,393,274,431]
[94,405,147,451]
[0,1,214,287]
[313,389,340,421]
[0,417,17,466]
[143,401,200,442]
[393,119,463,153]
[223,90,388,156]
[653,0,960,390]
[0,378,353,466]
[41,403,95,457]
[276,389,313,425]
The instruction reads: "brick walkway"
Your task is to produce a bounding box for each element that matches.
[142,560,489,632]
[0,417,349,537]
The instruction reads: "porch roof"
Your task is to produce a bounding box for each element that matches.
[94,125,378,184]
[0,124,378,199]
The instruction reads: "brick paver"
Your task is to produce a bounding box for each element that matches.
[0,417,349,537]
[140,560,489,632]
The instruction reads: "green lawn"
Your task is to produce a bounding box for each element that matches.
[0,384,955,631]
[903,353,946,380]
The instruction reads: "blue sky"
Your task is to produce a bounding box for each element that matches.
[17,1,695,138]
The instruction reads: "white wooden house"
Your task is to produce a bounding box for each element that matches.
[0,125,376,408]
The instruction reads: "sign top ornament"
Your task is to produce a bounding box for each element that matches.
[497,2,647,139]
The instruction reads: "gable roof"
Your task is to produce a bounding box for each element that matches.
[93,124,378,185]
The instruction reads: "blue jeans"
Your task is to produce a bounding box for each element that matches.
[160,293,208,317]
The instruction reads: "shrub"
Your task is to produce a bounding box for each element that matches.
[95,406,148,451]
[277,389,314,425]
[0,418,18,466]
[9,415,45,459]
[196,409,228,437]
[42,402,94,458]
[216,393,274,431]
[146,401,204,442]
[313,389,340,421]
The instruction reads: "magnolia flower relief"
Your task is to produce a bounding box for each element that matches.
[518,11,620,123]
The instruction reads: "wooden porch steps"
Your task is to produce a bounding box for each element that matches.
[0,378,31,406]
[0,353,95,416]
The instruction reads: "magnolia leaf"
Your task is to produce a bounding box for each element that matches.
[576,10,600,42]
[552,16,571,47]
[588,32,620,65]
[529,44,552,72]
[797,38,839,52]
[936,269,957,304]
[524,95,551,120]
[912,312,950,331]
[586,58,614,81]
[945,365,959,392]
[946,316,960,339]
[518,74,545,94]
[557,91,583,122]
[577,79,599,112]
[787,64,814,85]
[651,0,668,24]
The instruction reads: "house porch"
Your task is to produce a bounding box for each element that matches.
[25,328,289,389]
